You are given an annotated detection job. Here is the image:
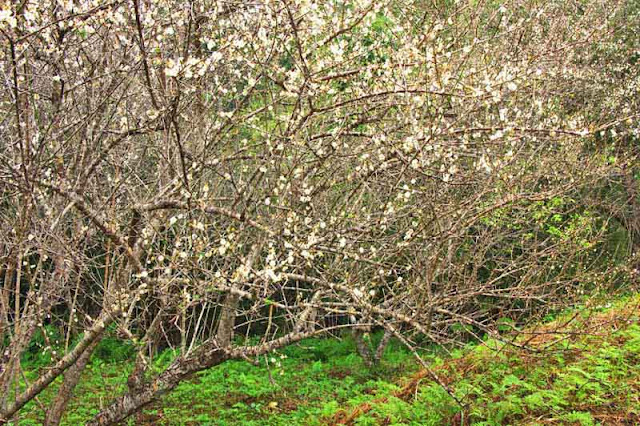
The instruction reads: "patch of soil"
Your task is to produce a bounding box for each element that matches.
[134,409,164,425]
[278,398,300,412]
[226,393,258,405]
[328,368,352,379]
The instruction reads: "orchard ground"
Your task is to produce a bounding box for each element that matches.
[14,293,640,425]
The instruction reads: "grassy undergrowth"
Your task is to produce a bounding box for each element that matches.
[334,294,640,425]
[13,294,640,425]
[17,334,421,425]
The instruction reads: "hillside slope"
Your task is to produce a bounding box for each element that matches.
[332,295,640,425]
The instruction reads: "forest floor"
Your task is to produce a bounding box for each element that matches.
[16,293,640,425]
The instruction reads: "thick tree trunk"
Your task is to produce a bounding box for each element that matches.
[294,291,323,333]
[354,328,393,367]
[216,292,240,348]
[90,328,325,426]
[126,312,163,393]
[88,345,229,425]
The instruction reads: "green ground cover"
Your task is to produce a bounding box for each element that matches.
[13,295,640,425]
[334,295,640,425]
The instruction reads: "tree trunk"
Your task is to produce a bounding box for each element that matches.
[0,262,15,412]
[374,329,393,364]
[215,244,260,348]
[0,314,111,424]
[44,339,100,426]
[216,293,240,348]
[353,328,374,367]
[88,346,229,425]
[355,328,393,367]
[89,328,325,425]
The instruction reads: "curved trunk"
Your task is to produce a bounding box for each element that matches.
[88,346,229,426]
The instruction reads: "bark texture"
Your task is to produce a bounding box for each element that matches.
[0,315,111,424]
[88,343,229,426]
[44,339,100,426]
